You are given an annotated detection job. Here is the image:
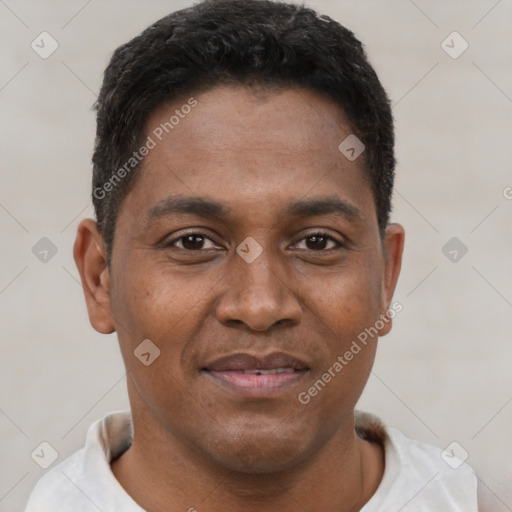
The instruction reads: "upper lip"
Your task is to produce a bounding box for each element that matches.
[203,352,309,372]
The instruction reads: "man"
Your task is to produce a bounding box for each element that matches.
[25,0,478,510]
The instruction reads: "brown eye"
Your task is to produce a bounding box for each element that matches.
[169,233,220,251]
[306,235,328,250]
[181,234,206,250]
[295,233,341,251]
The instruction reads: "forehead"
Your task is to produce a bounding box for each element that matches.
[120,85,377,226]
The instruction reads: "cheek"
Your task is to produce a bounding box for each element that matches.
[304,263,382,341]
[113,259,206,336]
[296,265,381,403]
[110,259,220,384]
[110,267,200,419]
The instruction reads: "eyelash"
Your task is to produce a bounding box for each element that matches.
[166,231,343,252]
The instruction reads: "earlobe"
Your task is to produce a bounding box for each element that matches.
[378,223,405,337]
[73,219,116,334]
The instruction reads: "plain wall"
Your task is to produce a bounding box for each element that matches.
[1,0,511,510]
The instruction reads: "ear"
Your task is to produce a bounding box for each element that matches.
[378,223,405,337]
[73,219,116,334]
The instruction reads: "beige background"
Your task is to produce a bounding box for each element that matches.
[1,0,511,510]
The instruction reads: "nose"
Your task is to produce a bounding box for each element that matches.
[215,249,303,332]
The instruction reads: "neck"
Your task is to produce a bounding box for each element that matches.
[111,409,384,512]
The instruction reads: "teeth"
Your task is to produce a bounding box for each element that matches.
[242,368,296,375]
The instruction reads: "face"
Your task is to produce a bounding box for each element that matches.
[76,85,403,474]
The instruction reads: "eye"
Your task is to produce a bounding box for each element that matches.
[294,233,342,251]
[169,233,221,251]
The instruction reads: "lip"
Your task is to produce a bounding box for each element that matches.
[204,352,309,372]
[201,352,310,397]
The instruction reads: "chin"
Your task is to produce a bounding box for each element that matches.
[197,422,317,474]
[214,443,308,474]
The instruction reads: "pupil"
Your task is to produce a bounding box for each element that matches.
[307,235,327,250]
[183,235,204,250]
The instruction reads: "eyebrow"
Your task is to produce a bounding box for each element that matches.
[145,195,365,224]
[146,196,232,222]
[286,197,365,222]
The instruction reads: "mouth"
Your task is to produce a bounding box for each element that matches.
[201,352,310,397]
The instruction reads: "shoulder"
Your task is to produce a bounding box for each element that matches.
[356,411,479,512]
[24,411,141,512]
[24,447,95,512]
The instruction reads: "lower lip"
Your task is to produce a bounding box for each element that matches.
[204,370,308,397]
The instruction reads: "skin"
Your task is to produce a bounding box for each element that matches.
[74,85,404,512]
